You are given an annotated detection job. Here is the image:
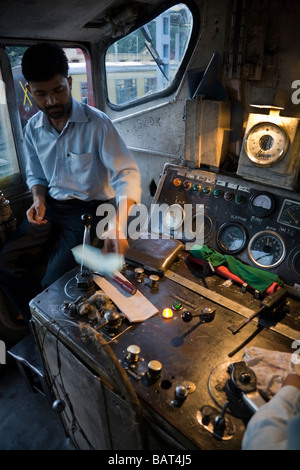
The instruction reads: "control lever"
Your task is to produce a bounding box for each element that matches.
[230,287,287,335]
[213,401,229,438]
[80,213,93,271]
[226,361,266,413]
[75,213,95,293]
[181,307,215,323]
[94,311,122,331]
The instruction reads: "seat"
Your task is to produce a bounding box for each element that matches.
[8,333,52,403]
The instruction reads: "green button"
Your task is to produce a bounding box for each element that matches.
[213,189,222,198]
[172,301,182,311]
[192,183,200,192]
[203,186,211,194]
[235,195,244,204]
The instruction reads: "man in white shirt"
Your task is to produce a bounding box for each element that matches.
[0,43,141,322]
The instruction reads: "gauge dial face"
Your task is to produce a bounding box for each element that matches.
[244,121,289,166]
[192,213,214,242]
[249,192,275,218]
[217,222,247,254]
[163,204,185,231]
[277,199,300,229]
[248,231,286,268]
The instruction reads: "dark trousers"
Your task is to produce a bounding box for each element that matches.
[0,197,110,322]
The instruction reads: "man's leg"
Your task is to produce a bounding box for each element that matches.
[41,199,102,289]
[0,218,59,322]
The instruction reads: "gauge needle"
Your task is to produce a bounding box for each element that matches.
[256,254,272,261]
[287,210,297,222]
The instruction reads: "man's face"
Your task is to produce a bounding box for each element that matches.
[26,74,72,121]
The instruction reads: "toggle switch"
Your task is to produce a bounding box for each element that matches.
[181,307,215,323]
[171,385,188,407]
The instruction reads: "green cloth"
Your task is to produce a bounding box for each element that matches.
[190,244,284,293]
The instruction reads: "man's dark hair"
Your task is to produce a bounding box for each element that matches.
[22,43,69,82]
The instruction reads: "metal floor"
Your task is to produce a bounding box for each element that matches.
[0,340,74,451]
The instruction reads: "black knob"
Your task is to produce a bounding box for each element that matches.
[239,372,251,384]
[52,399,65,413]
[213,414,226,435]
[81,213,93,227]
[147,360,162,380]
[201,405,213,425]
[181,311,193,322]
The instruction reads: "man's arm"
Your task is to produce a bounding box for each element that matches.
[26,184,48,225]
[242,374,300,450]
[102,197,135,255]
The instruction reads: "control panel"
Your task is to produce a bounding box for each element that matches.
[28,163,300,451]
[151,164,300,289]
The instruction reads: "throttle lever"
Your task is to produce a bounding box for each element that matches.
[230,287,287,335]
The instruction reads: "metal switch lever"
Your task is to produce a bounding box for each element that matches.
[181,307,215,323]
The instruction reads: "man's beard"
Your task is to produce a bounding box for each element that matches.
[42,95,72,120]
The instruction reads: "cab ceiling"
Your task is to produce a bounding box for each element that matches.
[0,0,159,44]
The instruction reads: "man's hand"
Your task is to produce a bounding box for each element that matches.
[27,185,48,225]
[102,229,129,255]
[26,199,47,225]
[102,197,136,255]
[282,374,300,390]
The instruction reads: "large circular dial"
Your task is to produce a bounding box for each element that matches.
[244,121,289,166]
[248,231,286,268]
[217,222,247,254]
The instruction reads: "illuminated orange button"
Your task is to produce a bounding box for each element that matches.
[162,308,173,319]
[173,178,181,187]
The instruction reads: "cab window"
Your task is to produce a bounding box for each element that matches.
[6,46,93,128]
[0,46,93,192]
[105,3,194,108]
[0,68,21,188]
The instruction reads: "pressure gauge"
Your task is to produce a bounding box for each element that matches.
[244,121,289,166]
[248,231,286,268]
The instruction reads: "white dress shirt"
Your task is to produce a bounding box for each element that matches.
[242,385,300,450]
[24,98,141,204]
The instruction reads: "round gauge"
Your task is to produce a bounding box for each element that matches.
[249,192,275,218]
[248,231,286,268]
[163,204,185,231]
[292,250,300,277]
[217,222,247,254]
[278,202,300,229]
[244,121,289,166]
[192,213,215,243]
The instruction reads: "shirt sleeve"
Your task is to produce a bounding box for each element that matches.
[24,125,49,190]
[242,385,300,450]
[100,117,142,204]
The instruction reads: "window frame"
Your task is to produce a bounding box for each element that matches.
[104,0,200,111]
[0,47,27,197]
